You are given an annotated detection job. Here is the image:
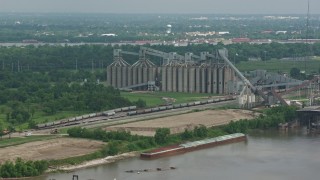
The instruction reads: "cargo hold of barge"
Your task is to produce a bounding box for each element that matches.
[141,133,246,159]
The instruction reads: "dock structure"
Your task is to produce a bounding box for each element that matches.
[297,106,320,133]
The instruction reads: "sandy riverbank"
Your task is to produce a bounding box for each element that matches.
[53,152,140,171]
[106,109,258,136]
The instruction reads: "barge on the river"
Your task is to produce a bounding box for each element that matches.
[141,133,246,159]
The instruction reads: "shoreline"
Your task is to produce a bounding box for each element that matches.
[50,151,140,172]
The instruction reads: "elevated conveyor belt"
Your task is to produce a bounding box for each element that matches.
[279,76,319,96]
[120,82,148,90]
[271,89,288,106]
[218,49,269,102]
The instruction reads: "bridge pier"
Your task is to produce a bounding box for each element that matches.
[72,175,79,180]
[297,107,320,133]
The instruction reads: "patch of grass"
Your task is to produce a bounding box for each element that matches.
[15,111,88,130]
[55,127,73,134]
[213,104,239,110]
[0,135,58,148]
[121,92,163,107]
[157,92,216,103]
[236,59,320,74]
[31,111,85,124]
[121,91,217,107]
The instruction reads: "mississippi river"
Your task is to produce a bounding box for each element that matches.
[37,129,320,180]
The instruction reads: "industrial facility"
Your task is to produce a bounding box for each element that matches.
[107,47,236,94]
[107,47,320,109]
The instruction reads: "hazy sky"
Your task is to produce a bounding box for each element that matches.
[0,0,318,14]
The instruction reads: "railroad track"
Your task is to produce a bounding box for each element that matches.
[34,99,237,134]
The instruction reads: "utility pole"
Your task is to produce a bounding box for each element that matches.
[234,53,238,65]
[76,59,78,71]
[91,59,94,73]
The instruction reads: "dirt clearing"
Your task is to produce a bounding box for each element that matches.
[0,137,105,163]
[106,109,258,136]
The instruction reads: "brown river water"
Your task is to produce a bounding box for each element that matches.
[35,128,320,180]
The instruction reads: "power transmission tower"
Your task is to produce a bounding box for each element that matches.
[305,0,310,73]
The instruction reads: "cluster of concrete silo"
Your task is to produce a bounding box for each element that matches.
[161,64,235,94]
[107,57,158,89]
[106,56,129,88]
[107,50,236,95]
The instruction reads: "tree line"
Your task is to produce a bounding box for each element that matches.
[0,43,319,72]
[223,106,298,134]
[0,158,48,178]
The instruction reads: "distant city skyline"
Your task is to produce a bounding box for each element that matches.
[0,0,318,14]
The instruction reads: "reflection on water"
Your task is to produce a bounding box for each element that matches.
[37,129,320,180]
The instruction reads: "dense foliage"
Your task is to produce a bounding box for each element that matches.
[67,127,156,152]
[154,128,170,145]
[0,43,319,73]
[0,71,134,124]
[0,69,149,134]
[224,106,298,134]
[67,125,219,159]
[0,158,48,178]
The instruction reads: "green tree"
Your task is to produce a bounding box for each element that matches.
[290,67,301,79]
[101,141,119,156]
[7,124,15,139]
[107,143,119,155]
[193,125,208,138]
[135,98,146,108]
[0,161,17,178]
[154,128,170,145]
[181,129,193,140]
[10,109,30,124]
[28,120,37,129]
[0,121,4,140]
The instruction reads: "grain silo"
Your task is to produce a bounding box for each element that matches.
[106,50,130,88]
[107,47,237,95]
